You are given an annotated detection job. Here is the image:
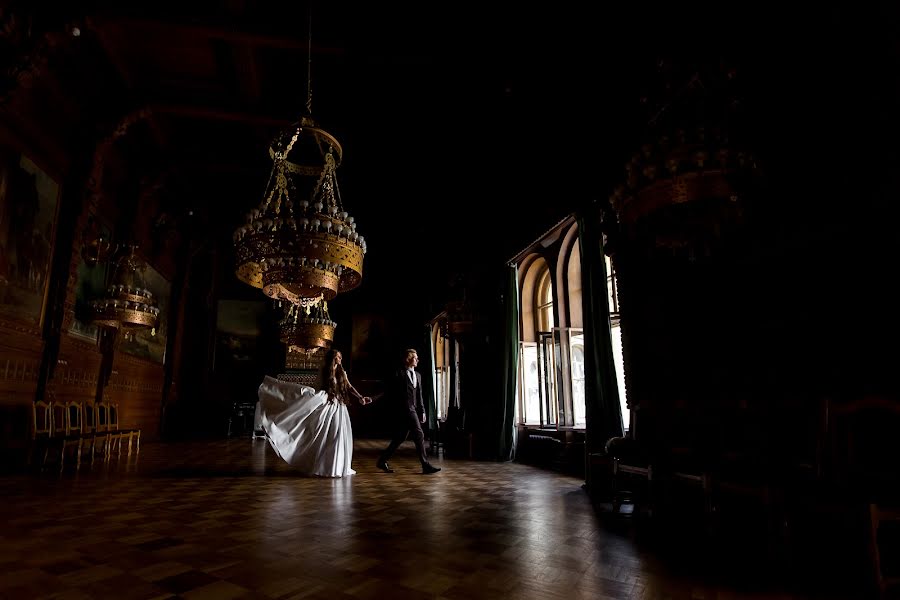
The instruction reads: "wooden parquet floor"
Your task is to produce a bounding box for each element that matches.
[0,438,850,599]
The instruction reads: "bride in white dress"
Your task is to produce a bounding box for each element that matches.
[257,349,371,477]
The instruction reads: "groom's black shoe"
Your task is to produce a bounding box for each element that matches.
[422,463,441,474]
[376,460,394,473]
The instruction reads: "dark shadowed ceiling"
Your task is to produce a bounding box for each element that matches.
[7,1,900,339]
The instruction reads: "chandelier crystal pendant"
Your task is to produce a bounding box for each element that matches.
[233,115,366,304]
[89,244,160,340]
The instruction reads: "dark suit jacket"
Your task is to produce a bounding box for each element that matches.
[389,368,425,416]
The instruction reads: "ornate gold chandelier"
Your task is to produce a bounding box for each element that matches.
[233,116,365,305]
[89,244,159,340]
[232,12,366,355]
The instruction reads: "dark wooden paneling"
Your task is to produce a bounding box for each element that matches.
[0,318,43,406]
[48,333,102,405]
[106,351,163,440]
[0,318,43,464]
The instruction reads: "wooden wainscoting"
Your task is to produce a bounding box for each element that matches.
[49,333,102,406]
[105,351,164,441]
[0,317,45,466]
[0,317,43,400]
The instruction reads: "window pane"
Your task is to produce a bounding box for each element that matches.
[538,269,554,332]
[436,367,449,420]
[540,305,554,332]
[520,344,540,425]
[571,333,586,427]
[434,368,444,420]
[539,335,558,427]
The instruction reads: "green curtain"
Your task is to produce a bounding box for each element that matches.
[578,214,624,458]
[422,324,438,432]
[498,264,519,461]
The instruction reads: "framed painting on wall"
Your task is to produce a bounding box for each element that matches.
[0,150,61,329]
[213,300,265,372]
[118,260,170,364]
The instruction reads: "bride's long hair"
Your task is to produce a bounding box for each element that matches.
[322,349,349,402]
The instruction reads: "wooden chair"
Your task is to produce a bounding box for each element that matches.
[81,401,101,463]
[108,402,140,455]
[50,400,67,437]
[612,457,654,516]
[604,436,655,517]
[30,400,54,468]
[870,503,900,598]
[94,401,115,459]
[98,400,119,455]
[60,401,85,471]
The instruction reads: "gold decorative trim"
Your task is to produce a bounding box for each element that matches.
[91,307,158,329]
[263,267,340,301]
[281,322,335,352]
[269,123,343,163]
[234,229,364,299]
[615,170,734,225]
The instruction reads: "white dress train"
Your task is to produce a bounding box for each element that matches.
[256,375,356,477]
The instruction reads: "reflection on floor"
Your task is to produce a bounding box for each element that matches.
[0,438,854,599]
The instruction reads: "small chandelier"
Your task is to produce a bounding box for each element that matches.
[89,244,159,340]
[279,297,335,354]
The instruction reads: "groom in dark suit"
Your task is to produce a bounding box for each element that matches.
[377,348,441,474]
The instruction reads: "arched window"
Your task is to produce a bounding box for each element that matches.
[517,256,551,425]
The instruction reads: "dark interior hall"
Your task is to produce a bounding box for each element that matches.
[1,2,899,598]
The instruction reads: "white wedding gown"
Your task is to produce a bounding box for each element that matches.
[256,375,356,477]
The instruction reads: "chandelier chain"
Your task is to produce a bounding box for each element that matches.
[333,167,343,212]
[305,4,313,115]
[311,151,338,211]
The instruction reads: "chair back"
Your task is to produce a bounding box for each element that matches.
[66,401,83,435]
[82,401,97,434]
[33,400,52,438]
[108,402,120,431]
[96,401,112,432]
[51,401,67,436]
